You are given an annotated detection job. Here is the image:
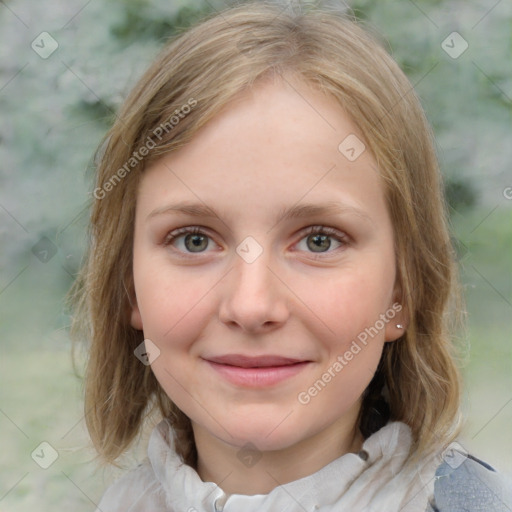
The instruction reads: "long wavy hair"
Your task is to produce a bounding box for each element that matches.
[69,0,464,468]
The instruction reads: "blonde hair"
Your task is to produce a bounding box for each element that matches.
[69,0,463,468]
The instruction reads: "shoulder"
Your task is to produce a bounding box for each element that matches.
[94,458,167,512]
[426,450,512,512]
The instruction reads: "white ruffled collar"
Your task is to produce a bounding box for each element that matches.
[147,418,442,512]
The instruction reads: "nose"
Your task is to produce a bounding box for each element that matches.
[218,248,290,333]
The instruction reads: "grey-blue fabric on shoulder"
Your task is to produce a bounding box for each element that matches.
[425,454,512,511]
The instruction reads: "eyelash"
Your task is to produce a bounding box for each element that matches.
[162,225,350,259]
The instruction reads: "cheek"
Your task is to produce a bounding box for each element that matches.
[133,263,214,411]
[295,271,389,423]
[133,259,216,350]
[299,265,394,343]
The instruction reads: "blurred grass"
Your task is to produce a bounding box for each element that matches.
[451,206,512,478]
[0,344,106,510]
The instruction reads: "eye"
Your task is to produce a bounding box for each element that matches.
[162,225,349,257]
[163,227,216,254]
[294,226,349,255]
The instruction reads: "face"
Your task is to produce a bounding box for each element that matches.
[131,77,405,454]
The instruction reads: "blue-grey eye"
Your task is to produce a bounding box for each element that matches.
[307,233,331,252]
[183,233,209,252]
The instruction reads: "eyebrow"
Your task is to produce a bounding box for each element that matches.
[146,200,373,224]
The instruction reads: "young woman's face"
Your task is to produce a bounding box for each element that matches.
[131,77,405,454]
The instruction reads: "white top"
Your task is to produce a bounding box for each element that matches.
[96,419,442,512]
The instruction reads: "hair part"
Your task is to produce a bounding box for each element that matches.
[69,0,464,468]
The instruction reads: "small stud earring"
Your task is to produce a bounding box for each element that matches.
[396,324,404,329]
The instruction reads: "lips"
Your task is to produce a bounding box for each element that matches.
[203,354,312,387]
[204,354,307,368]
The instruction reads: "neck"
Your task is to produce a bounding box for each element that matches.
[193,412,364,495]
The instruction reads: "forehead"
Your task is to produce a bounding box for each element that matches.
[136,78,389,229]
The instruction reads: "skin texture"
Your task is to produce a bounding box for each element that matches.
[130,76,406,495]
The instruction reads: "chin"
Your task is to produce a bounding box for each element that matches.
[211,415,311,452]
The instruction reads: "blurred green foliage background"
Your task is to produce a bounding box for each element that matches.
[1,0,511,510]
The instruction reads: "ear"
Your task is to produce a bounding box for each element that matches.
[131,300,143,330]
[384,282,408,342]
[127,279,143,330]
